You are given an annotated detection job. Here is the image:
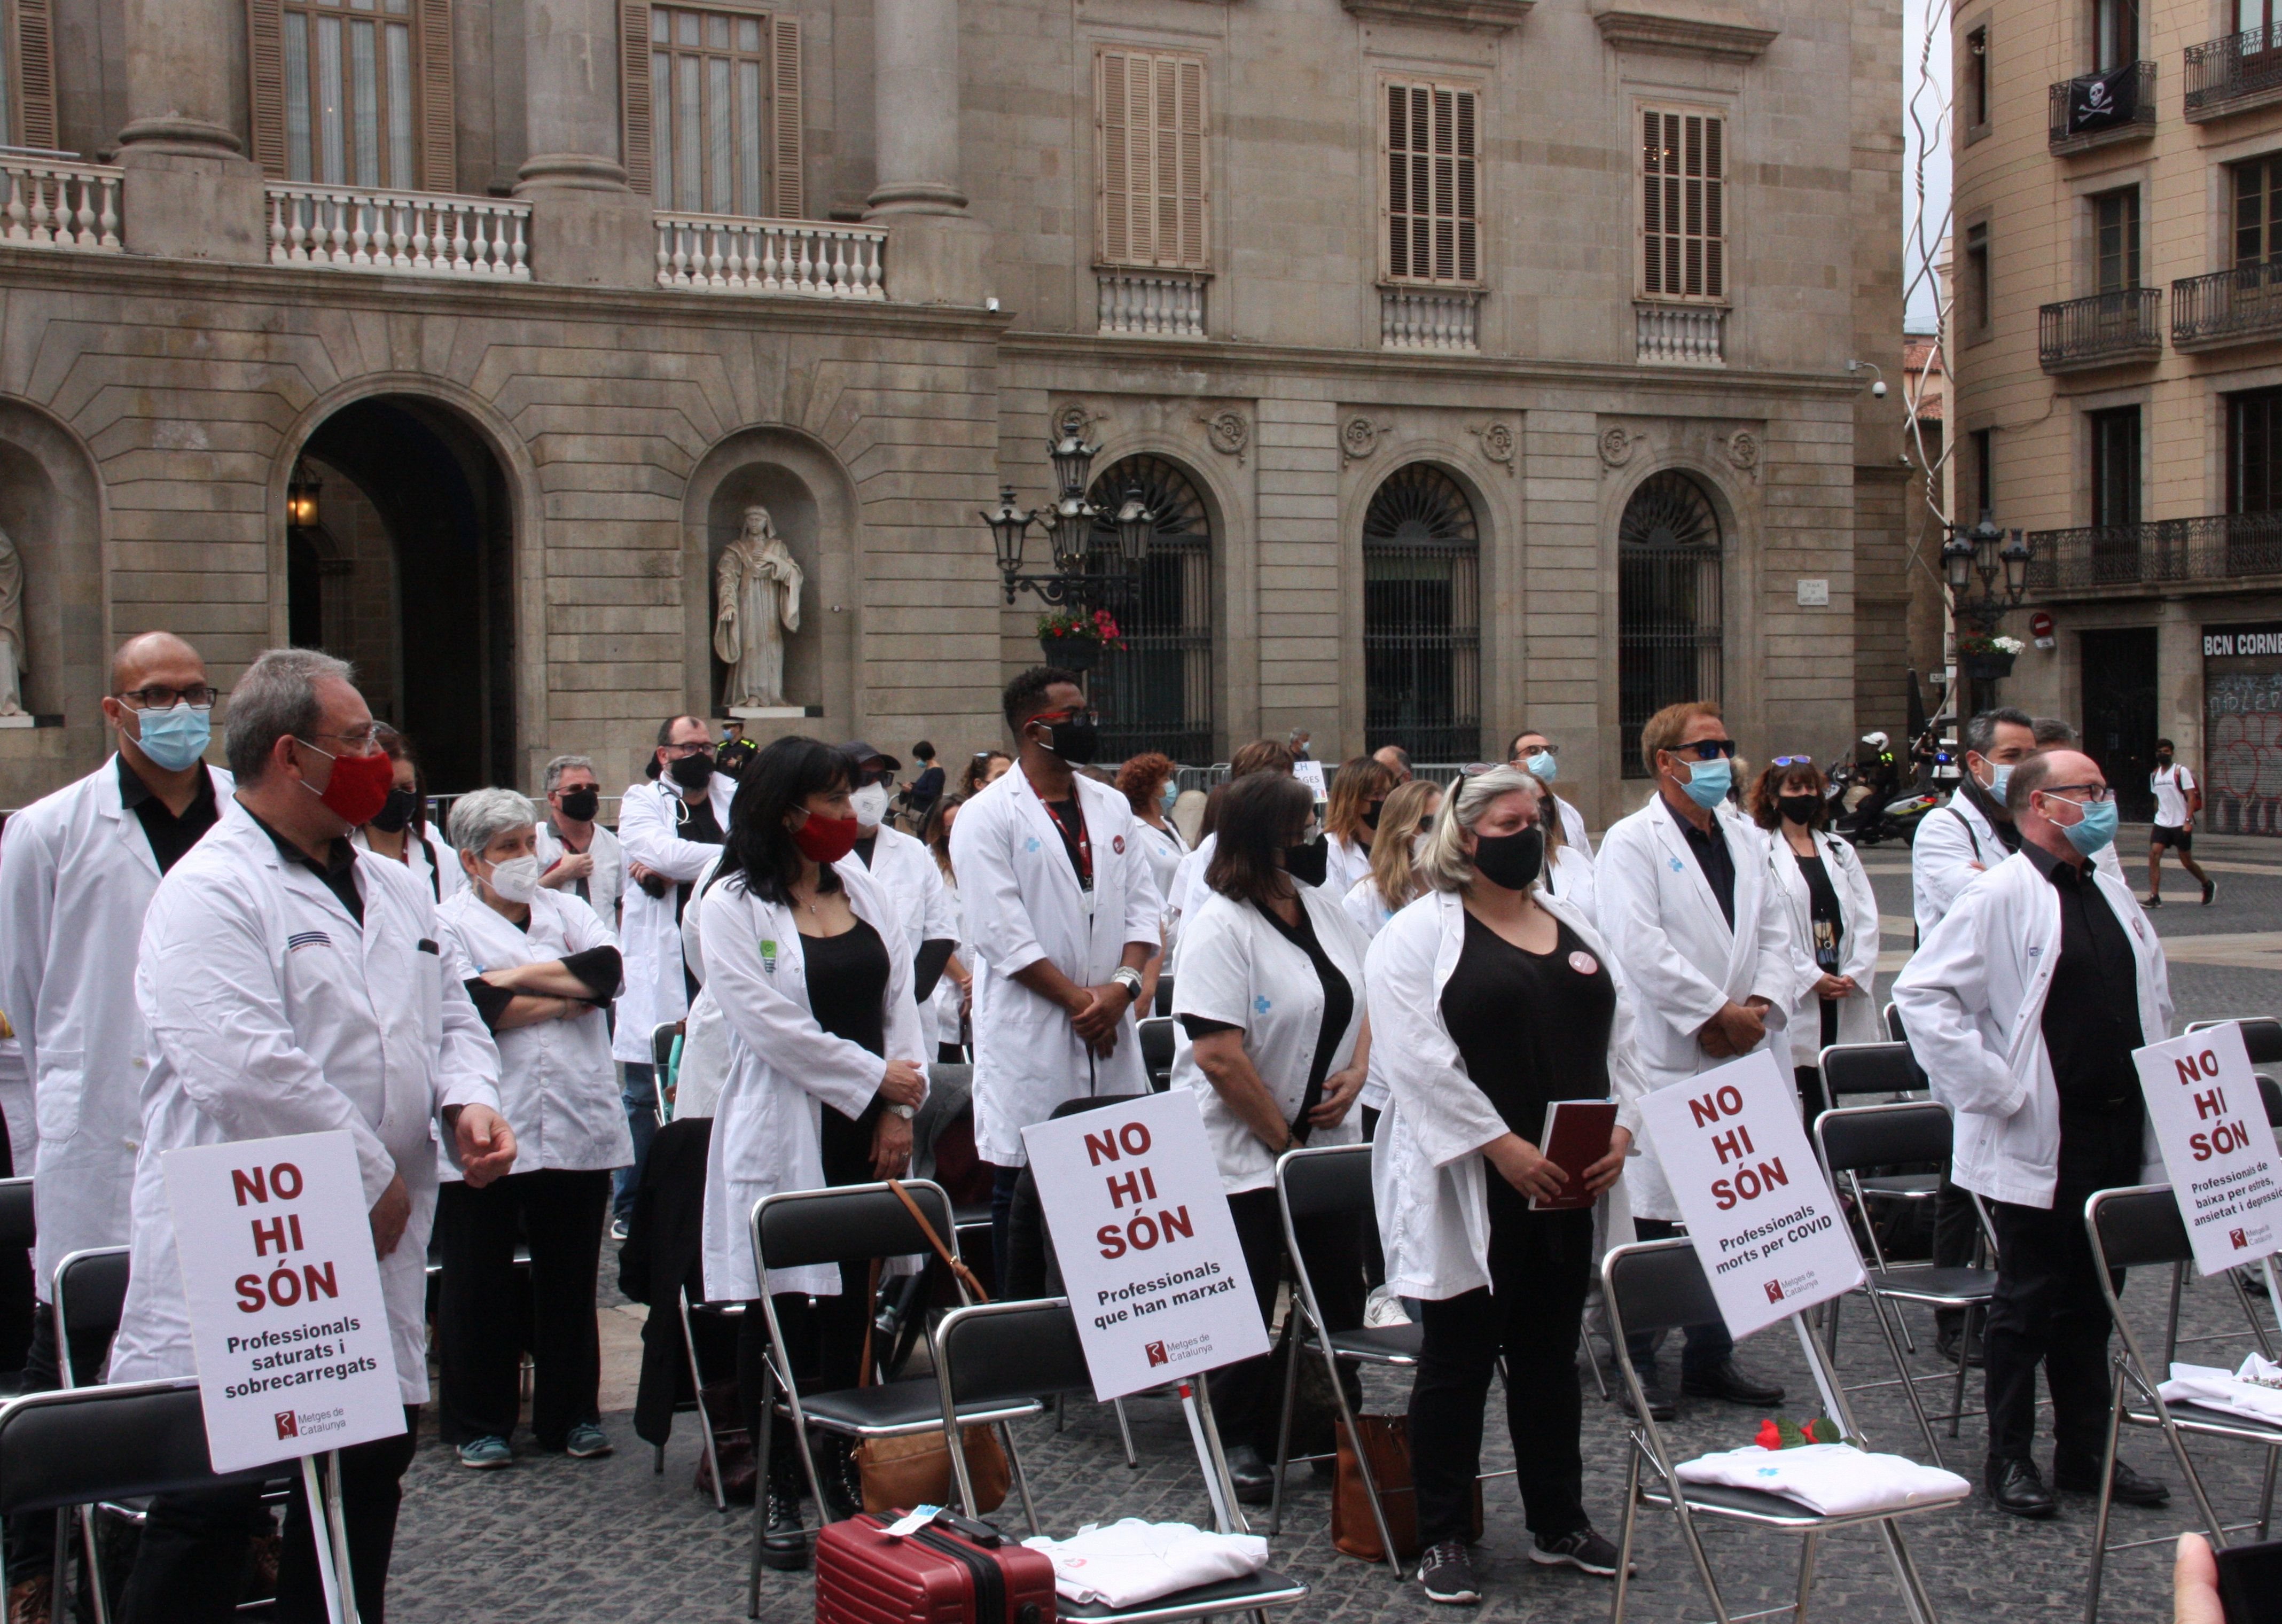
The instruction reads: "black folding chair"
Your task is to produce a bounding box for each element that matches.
[1137,1017,1177,1093]
[1154,973,1174,1018]
[1813,1103,1998,1467]
[0,1180,32,1403]
[931,1298,1308,1624]
[2084,1185,2282,1624]
[1884,1001,1905,1042]
[51,1246,136,1622]
[746,1180,1044,1616]
[1604,1239,1960,1624]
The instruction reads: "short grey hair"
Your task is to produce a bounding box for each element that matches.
[543,753,597,794]
[1416,765,1544,894]
[2031,716,2077,748]
[224,648,356,783]
[1963,707,2033,759]
[447,787,538,855]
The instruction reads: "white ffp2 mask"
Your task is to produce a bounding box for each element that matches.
[486,854,540,904]
[851,783,891,828]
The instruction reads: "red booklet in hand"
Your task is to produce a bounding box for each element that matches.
[1527,1099,1621,1211]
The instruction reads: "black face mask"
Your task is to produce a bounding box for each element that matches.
[667,752,715,791]
[1471,824,1544,892]
[1777,793,1822,827]
[1359,802,1382,831]
[1036,718,1098,766]
[557,786,600,823]
[1280,834,1330,889]
[365,787,419,834]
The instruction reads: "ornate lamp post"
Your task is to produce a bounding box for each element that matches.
[983,436,1156,669]
[1941,508,2036,716]
[286,460,323,530]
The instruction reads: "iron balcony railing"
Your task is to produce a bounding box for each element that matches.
[2048,61,2157,149]
[2185,26,2282,116]
[2173,257,2282,346]
[2023,511,2282,592]
[2038,287,2163,369]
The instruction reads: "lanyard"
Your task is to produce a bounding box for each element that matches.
[1042,797,1093,890]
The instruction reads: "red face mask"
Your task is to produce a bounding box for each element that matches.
[298,739,396,829]
[791,808,862,864]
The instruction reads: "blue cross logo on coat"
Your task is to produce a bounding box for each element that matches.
[1026,837,1041,853]
[1668,856,1685,873]
[1254,995,1272,1015]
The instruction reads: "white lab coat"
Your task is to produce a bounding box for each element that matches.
[432,886,631,1176]
[1767,830,1883,1068]
[1366,888,1647,1300]
[108,798,503,1403]
[674,851,733,1121]
[613,774,737,1064]
[1912,791,2120,939]
[1551,794,1595,860]
[948,764,1162,1165]
[854,822,958,971]
[350,823,465,907]
[1892,848,2169,1209]
[1168,885,1370,1194]
[0,757,233,1299]
[1539,844,1598,924]
[1167,834,1215,959]
[931,871,969,1051]
[1595,798,1801,1221]
[1325,832,1374,901]
[1342,877,1397,942]
[699,860,928,1302]
[535,819,623,935]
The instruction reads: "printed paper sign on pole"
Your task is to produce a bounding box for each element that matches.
[1291,760,1327,801]
[1635,1049,1864,1340]
[164,1129,407,1474]
[1022,1089,1268,1401]
[2134,1023,2282,1277]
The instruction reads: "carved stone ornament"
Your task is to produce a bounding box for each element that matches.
[1198,409,1250,464]
[1341,416,1385,462]
[1471,421,1515,473]
[1726,430,1761,470]
[1599,425,1635,468]
[1054,403,1096,439]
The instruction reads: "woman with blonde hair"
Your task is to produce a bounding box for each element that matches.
[1341,776,1443,941]
[1324,755,1397,899]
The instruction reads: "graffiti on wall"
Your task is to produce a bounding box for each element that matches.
[2207,671,2282,836]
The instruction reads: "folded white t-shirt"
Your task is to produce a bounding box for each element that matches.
[1676,1443,1970,1516]
[2159,1353,2282,1427]
[1022,1519,1268,1607]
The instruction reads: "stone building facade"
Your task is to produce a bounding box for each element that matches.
[0,0,1902,826]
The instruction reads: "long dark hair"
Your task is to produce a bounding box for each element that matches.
[372,724,429,835]
[711,736,850,905]
[1750,759,1828,831]
[1206,772,1314,908]
[920,791,963,880]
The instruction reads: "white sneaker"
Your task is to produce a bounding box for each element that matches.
[1365,1285,1412,1328]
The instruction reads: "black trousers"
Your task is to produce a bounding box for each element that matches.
[1205,1186,1365,1454]
[1983,1108,2144,1469]
[117,1410,418,1624]
[434,1167,611,1449]
[2,1303,114,1572]
[1931,1178,1981,1335]
[1624,1218,1733,1377]
[1411,1188,1594,1548]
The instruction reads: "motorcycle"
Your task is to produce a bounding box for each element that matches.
[1827,754,1942,847]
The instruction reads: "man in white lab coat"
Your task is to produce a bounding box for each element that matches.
[611,715,737,1231]
[1506,727,1594,859]
[842,740,958,1002]
[106,647,515,1624]
[1596,700,1794,1419]
[950,668,1161,1275]
[1892,749,2172,1520]
[535,751,623,933]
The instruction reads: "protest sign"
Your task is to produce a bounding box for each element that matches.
[1291,760,1327,800]
[164,1129,406,1474]
[1635,1049,1864,1340]
[1022,1090,1268,1400]
[2134,1024,2282,1277]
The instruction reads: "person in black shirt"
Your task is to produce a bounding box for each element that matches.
[1749,759,1880,1125]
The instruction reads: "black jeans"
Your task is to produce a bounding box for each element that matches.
[2,1303,114,1572]
[1411,1188,1594,1548]
[1983,1108,2144,1469]
[434,1167,611,1448]
[116,1411,418,1624]
[1624,1217,1733,1378]
[1932,1178,1982,1337]
[1205,1186,1365,1454]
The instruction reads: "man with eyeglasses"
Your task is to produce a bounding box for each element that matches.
[1596,700,1794,1420]
[612,715,736,1235]
[0,633,236,1618]
[1507,728,1593,859]
[1894,750,2174,1520]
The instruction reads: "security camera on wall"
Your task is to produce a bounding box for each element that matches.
[1871,380,1887,398]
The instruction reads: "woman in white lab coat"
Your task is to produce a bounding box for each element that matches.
[1749,758,1881,1123]
[1116,752,1189,952]
[698,736,928,1564]
[919,794,974,1061]
[349,725,463,905]
[432,788,629,1469]
[1323,755,1397,901]
[1169,771,1371,1500]
[1366,766,1643,1602]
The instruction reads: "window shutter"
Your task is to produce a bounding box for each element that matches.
[247,0,288,177]
[14,0,53,151]
[417,0,455,192]
[1383,79,1478,286]
[620,0,652,197]
[1097,50,1130,264]
[770,14,801,217]
[1096,49,1205,269]
[1641,107,1723,300]
[1175,54,1205,268]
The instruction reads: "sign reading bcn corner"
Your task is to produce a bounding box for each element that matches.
[1022,1090,1267,1401]
[163,1129,405,1474]
[2135,1024,2282,1278]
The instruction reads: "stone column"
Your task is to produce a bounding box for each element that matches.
[115,0,266,261]
[516,0,655,287]
[866,0,987,304]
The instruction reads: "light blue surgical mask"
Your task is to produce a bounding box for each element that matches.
[130,701,211,771]
[1526,751,1558,784]
[1161,782,1178,811]
[1980,759,2013,802]
[2054,795,2119,857]
[1677,755,1732,810]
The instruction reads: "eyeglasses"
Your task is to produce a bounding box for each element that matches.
[2040,783,2116,804]
[1771,754,1814,768]
[1670,739,1738,761]
[1509,743,1558,759]
[1033,708,1100,728]
[300,724,386,751]
[661,741,715,759]
[118,684,220,711]
[853,767,894,788]
[1459,762,1497,776]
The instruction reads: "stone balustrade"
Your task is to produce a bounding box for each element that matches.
[654,214,887,299]
[1379,285,1481,352]
[1096,269,1208,338]
[0,158,122,253]
[1634,302,1725,365]
[267,185,532,279]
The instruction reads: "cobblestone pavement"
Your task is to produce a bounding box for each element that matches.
[386,826,2282,1622]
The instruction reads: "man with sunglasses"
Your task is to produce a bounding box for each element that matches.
[1596,700,1794,1420]
[1894,750,2174,1519]
[1507,728,1593,859]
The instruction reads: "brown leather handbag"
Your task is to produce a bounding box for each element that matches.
[851,1181,1013,1515]
[1331,1413,1482,1564]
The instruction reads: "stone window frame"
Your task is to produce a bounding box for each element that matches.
[1635,100,1729,307]
[1093,46,1210,272]
[1378,75,1483,288]
[1961,13,1991,147]
[620,0,802,217]
[247,0,454,191]
[1961,216,1992,345]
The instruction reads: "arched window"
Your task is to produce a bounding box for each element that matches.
[1618,470,1724,777]
[1363,464,1480,762]
[1086,455,1214,762]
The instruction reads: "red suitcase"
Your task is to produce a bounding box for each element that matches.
[816,1509,1058,1624]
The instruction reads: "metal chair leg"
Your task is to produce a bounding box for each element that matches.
[81,1504,110,1624]
[2260,1444,2278,1542]
[1609,1445,1642,1624]
[1863,1285,1943,1466]
[678,1293,726,1513]
[1000,1420,1042,1537]
[1268,1329,1301,1536]
[1315,1331,1400,1576]
[2085,1373,2127,1624]
[1792,1528,1819,1624]
[747,1350,783,1620]
[1112,1398,1139,1470]
[1871,1513,1942,1624]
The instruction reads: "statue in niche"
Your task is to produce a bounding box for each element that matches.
[0,525,21,717]
[713,504,804,709]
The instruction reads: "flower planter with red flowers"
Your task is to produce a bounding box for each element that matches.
[1037,608,1127,673]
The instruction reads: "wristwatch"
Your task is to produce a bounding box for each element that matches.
[1110,967,1145,1004]
[888,1103,917,1120]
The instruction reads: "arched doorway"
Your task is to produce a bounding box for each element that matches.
[285,397,516,792]
[1363,464,1480,762]
[1618,469,1724,777]
[1085,455,1214,763]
